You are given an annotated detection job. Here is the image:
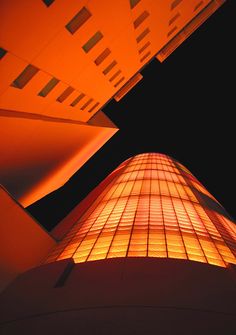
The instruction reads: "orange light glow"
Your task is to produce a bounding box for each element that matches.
[45,153,236,267]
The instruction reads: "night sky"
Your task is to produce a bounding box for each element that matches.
[27,1,235,231]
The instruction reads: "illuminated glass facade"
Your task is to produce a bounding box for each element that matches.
[46,153,236,267]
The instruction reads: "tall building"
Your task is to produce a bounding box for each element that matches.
[46,153,236,267]
[0,0,225,206]
[1,2,235,334]
[1,153,236,334]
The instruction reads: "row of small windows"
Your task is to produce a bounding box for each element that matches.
[43,2,151,65]
[94,50,125,88]
[168,0,181,38]
[130,0,189,12]
[41,1,190,91]
[48,4,125,88]
[131,0,200,12]
[167,0,205,37]
[131,5,152,64]
[41,0,204,51]
[10,65,99,113]
[8,0,204,105]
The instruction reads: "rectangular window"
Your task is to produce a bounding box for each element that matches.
[42,0,55,7]
[169,13,180,25]
[57,86,75,103]
[11,64,39,89]
[171,0,183,11]
[94,48,111,65]
[194,1,203,11]
[133,11,149,29]
[167,26,178,37]
[130,0,141,9]
[88,102,99,113]
[114,76,125,88]
[38,77,59,97]
[138,41,150,54]
[140,51,151,62]
[103,60,117,75]
[109,69,122,82]
[0,47,7,59]
[66,7,91,35]
[82,31,103,53]
[136,28,150,43]
[70,93,85,107]
[54,262,75,288]
[81,98,93,110]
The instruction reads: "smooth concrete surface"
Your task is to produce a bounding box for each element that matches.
[0,186,56,292]
[0,257,236,334]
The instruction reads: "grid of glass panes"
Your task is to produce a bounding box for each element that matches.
[45,153,236,267]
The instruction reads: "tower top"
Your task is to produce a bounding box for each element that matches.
[46,153,236,267]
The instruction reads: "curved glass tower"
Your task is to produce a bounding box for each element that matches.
[46,153,236,267]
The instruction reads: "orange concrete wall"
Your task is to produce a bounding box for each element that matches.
[0,186,56,292]
[0,113,117,206]
[0,1,224,121]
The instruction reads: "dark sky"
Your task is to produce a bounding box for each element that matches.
[27,1,235,231]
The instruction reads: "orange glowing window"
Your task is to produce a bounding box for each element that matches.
[46,153,236,268]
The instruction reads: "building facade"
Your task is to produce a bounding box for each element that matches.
[0,0,225,206]
[47,153,236,267]
[0,2,234,333]
[1,153,235,334]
